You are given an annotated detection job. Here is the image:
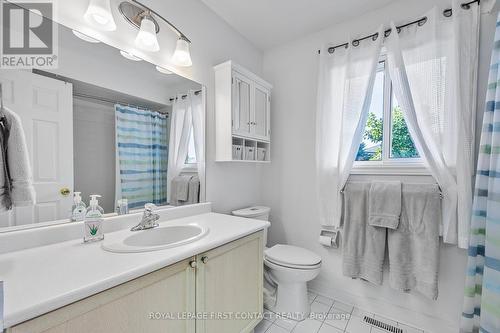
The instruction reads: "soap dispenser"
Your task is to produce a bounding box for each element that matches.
[84,194,105,243]
[71,192,86,222]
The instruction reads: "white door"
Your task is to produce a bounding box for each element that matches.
[232,72,251,136]
[0,70,73,227]
[252,83,270,141]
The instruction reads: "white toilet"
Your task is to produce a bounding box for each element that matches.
[232,206,321,321]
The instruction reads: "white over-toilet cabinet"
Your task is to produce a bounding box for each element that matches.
[215,61,272,162]
[8,232,264,333]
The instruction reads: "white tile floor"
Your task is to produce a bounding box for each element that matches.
[254,291,426,333]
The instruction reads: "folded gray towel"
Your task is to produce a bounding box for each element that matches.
[387,183,441,300]
[369,181,401,229]
[342,182,387,285]
[174,175,193,201]
[187,175,200,204]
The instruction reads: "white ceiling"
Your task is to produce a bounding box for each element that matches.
[201,0,397,50]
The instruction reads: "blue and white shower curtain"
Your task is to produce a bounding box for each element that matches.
[461,14,500,333]
[115,105,168,209]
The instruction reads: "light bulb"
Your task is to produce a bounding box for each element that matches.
[84,0,116,31]
[172,37,192,67]
[72,30,100,43]
[120,50,142,61]
[135,16,160,52]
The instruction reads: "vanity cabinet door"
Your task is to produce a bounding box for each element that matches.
[9,259,196,333]
[196,231,264,333]
[252,83,271,141]
[232,72,252,136]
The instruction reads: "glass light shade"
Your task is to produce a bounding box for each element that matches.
[84,0,116,31]
[72,30,100,43]
[120,50,142,61]
[156,66,173,75]
[172,38,192,67]
[135,16,160,52]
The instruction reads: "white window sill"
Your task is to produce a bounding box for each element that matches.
[351,161,430,175]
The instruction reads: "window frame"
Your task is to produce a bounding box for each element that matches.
[182,125,198,172]
[351,56,429,175]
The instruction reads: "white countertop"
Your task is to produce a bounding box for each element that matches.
[0,212,269,328]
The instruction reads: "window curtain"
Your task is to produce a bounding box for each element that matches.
[316,26,384,228]
[190,91,205,202]
[461,12,500,333]
[166,93,192,203]
[115,105,168,209]
[385,2,479,248]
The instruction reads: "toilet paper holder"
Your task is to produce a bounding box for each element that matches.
[319,229,339,248]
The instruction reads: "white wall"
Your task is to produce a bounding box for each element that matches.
[261,1,499,332]
[73,98,116,213]
[48,0,265,214]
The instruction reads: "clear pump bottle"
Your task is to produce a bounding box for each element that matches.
[71,192,86,222]
[84,195,105,243]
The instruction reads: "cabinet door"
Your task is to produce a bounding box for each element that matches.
[252,83,270,141]
[9,259,196,333]
[196,232,264,333]
[232,73,252,136]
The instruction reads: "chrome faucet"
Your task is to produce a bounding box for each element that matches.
[131,203,160,231]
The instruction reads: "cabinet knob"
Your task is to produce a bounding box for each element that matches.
[189,260,197,268]
[201,256,209,264]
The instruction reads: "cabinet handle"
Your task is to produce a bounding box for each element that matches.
[201,256,209,264]
[189,260,197,268]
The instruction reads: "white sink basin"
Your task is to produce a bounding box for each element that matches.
[102,224,209,253]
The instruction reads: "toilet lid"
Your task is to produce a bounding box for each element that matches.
[265,244,321,268]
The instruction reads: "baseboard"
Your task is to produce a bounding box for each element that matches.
[308,279,457,333]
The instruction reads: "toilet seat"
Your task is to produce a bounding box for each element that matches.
[265,244,322,270]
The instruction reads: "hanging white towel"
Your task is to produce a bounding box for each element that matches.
[0,107,35,212]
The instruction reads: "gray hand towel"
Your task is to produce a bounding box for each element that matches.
[342,182,387,285]
[174,175,193,201]
[369,181,402,229]
[187,175,200,204]
[387,183,441,300]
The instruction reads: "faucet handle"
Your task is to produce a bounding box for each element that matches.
[144,203,157,212]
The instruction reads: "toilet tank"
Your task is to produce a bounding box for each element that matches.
[232,206,270,247]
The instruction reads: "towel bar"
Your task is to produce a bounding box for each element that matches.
[340,182,443,199]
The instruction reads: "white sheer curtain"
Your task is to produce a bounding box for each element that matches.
[385,2,479,248]
[316,26,384,228]
[167,94,192,203]
[190,90,205,202]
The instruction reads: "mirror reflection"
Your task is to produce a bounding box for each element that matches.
[0,14,204,229]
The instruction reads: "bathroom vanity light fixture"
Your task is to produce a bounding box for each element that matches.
[120,50,142,61]
[172,37,193,67]
[134,13,160,52]
[155,66,173,75]
[84,0,117,31]
[72,30,101,43]
[119,1,192,66]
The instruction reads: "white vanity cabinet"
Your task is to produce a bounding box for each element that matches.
[7,231,264,333]
[215,61,272,162]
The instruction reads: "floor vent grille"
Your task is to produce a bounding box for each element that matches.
[363,316,403,333]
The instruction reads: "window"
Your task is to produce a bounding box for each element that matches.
[185,128,197,165]
[353,59,424,174]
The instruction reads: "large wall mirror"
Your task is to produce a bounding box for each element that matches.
[0,7,205,231]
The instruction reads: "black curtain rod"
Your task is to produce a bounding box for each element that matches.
[318,0,480,54]
[169,90,202,102]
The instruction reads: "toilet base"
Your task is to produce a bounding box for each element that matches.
[267,282,310,321]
